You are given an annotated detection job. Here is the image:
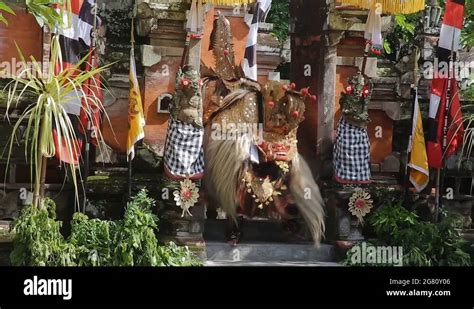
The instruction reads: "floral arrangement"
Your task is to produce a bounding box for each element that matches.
[348,188,374,223]
[173,179,200,217]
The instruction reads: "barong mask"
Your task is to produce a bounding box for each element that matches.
[258,81,307,162]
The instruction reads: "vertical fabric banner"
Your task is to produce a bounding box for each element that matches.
[127,49,146,161]
[53,0,99,164]
[242,0,272,81]
[426,0,465,168]
[408,92,429,192]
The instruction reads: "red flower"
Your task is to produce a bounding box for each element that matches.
[300,88,309,96]
[292,111,300,118]
[182,189,192,200]
[181,79,190,87]
[345,85,353,94]
[290,82,296,89]
[362,85,370,97]
[355,199,366,209]
[267,101,275,108]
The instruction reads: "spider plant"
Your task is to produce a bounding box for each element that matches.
[2,34,111,209]
[0,2,15,25]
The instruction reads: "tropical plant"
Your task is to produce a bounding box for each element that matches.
[0,1,15,25]
[111,189,162,266]
[157,241,201,267]
[344,202,471,266]
[25,0,72,29]
[266,0,290,44]
[9,190,202,266]
[2,34,109,208]
[10,198,77,266]
[383,12,423,59]
[69,212,115,266]
[461,0,474,48]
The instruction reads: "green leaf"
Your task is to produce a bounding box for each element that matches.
[383,41,392,54]
[0,2,15,15]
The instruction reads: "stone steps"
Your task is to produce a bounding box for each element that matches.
[204,218,311,243]
[203,219,339,265]
[205,242,339,265]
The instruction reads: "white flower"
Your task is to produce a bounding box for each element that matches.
[174,179,200,217]
[348,188,373,224]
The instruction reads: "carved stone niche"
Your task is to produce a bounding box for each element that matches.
[136,2,157,37]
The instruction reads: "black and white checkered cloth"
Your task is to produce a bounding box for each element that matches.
[164,117,204,177]
[333,118,371,182]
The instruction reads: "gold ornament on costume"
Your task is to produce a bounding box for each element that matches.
[241,170,284,210]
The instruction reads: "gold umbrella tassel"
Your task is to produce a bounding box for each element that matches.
[342,0,425,14]
[204,0,255,5]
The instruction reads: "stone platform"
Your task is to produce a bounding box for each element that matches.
[203,219,340,266]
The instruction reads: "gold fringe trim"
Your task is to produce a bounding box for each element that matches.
[341,0,425,14]
[204,0,255,5]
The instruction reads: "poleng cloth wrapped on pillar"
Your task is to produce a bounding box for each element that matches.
[164,65,205,180]
[333,73,373,184]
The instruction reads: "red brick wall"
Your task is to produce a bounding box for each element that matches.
[0,8,42,67]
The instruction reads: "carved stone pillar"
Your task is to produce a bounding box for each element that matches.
[317,31,344,179]
[290,0,328,175]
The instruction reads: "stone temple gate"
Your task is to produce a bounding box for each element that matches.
[0,0,472,264]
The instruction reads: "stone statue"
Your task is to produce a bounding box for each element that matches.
[163,65,204,181]
[333,72,373,184]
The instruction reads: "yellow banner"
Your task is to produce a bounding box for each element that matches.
[408,93,429,192]
[127,51,146,161]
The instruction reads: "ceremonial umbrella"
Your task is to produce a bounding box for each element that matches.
[342,0,426,71]
[341,0,425,14]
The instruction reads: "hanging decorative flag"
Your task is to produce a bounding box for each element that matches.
[242,0,272,81]
[364,5,383,56]
[53,0,100,164]
[127,47,146,161]
[426,0,465,168]
[186,0,204,35]
[408,91,429,192]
